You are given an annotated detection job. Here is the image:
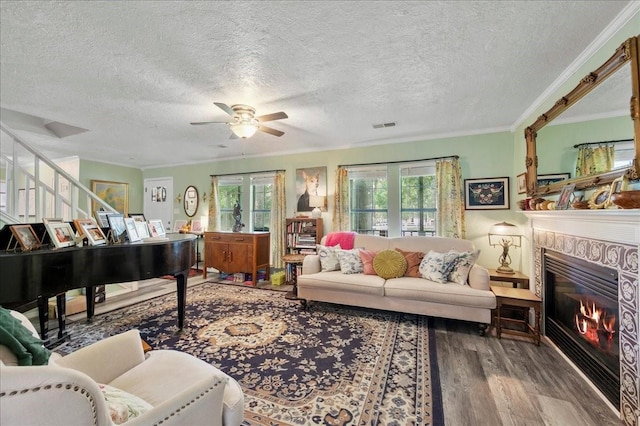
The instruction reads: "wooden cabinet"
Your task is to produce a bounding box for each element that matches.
[203,231,270,286]
[285,218,322,255]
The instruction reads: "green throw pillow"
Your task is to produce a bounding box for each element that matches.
[373,250,408,279]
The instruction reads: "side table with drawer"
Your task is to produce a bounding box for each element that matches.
[491,285,542,346]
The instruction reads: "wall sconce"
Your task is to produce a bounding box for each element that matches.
[488,221,521,274]
[176,193,182,204]
[309,196,325,219]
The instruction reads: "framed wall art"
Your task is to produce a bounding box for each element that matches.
[45,221,76,248]
[464,177,510,210]
[295,167,327,213]
[556,184,576,210]
[516,173,527,194]
[537,173,570,187]
[91,180,129,215]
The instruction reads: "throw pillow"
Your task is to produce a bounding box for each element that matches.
[336,248,364,274]
[419,250,460,283]
[317,244,342,272]
[358,249,378,275]
[373,250,408,279]
[395,248,425,278]
[98,384,153,425]
[0,307,51,366]
[448,250,480,285]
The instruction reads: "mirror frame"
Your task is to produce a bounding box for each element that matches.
[525,35,640,197]
[183,185,199,217]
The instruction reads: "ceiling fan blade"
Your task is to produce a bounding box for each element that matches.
[258,125,284,137]
[190,121,227,125]
[214,102,235,116]
[256,111,288,122]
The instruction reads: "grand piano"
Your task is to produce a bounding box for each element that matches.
[0,223,196,344]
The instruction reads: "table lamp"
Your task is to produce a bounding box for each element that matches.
[488,221,521,274]
[309,196,325,219]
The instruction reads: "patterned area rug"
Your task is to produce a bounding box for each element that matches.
[57,283,444,426]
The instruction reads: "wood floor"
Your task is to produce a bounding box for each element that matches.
[65,278,622,426]
[433,318,621,426]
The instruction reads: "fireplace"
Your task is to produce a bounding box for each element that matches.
[525,209,639,426]
[544,250,619,407]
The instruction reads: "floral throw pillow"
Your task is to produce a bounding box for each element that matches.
[317,244,342,272]
[448,250,480,285]
[419,250,460,283]
[336,248,364,274]
[98,383,153,425]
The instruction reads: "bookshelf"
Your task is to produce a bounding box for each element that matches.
[285,217,323,256]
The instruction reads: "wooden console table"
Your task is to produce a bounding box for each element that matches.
[203,231,270,286]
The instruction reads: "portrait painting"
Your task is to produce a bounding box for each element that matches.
[295,167,327,212]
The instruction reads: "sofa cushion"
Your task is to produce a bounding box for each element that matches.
[395,248,424,278]
[384,277,496,309]
[298,271,386,295]
[373,250,407,279]
[419,250,460,283]
[449,250,480,285]
[336,248,364,274]
[359,249,378,275]
[317,244,342,272]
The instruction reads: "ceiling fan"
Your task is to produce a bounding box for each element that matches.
[190,102,288,139]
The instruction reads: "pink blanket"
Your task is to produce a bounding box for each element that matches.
[325,231,356,250]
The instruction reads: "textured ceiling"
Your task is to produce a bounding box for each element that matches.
[0,1,635,169]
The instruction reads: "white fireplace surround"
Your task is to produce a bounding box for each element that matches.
[523,210,639,426]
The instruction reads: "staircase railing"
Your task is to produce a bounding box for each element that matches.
[0,122,117,226]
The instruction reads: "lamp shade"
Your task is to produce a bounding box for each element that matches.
[309,196,325,208]
[489,221,519,236]
[230,122,258,139]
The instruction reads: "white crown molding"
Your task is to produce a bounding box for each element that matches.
[510,2,640,133]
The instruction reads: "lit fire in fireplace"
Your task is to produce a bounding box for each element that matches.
[574,299,616,351]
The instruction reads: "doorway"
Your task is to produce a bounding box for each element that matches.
[143,177,174,232]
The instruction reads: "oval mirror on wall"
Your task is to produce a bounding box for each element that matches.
[184,186,199,217]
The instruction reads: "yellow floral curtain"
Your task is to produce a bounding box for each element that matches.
[332,166,350,232]
[270,171,286,269]
[436,158,465,238]
[208,176,221,232]
[575,145,615,177]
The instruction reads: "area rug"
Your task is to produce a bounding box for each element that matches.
[57,283,444,426]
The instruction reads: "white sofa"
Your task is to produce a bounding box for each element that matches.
[0,310,244,426]
[297,234,496,333]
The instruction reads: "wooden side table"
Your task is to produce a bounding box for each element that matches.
[283,254,306,300]
[491,285,542,346]
[488,269,529,289]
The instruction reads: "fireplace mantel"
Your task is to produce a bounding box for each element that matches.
[522,209,639,426]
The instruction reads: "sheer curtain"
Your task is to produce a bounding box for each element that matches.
[270,171,286,269]
[208,176,221,232]
[332,166,350,232]
[575,145,614,177]
[436,158,465,238]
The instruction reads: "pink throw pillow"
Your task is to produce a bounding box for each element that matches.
[359,249,378,275]
[396,248,425,278]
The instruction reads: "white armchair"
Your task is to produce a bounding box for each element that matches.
[0,310,244,426]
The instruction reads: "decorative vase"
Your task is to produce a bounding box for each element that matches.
[609,190,640,209]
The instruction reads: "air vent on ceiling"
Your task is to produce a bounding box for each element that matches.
[372,122,397,129]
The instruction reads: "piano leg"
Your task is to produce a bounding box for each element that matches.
[55,294,69,341]
[85,286,96,322]
[36,295,50,345]
[175,269,188,330]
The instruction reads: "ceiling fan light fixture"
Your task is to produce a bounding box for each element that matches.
[230,122,258,139]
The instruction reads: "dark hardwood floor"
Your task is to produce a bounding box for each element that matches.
[433,318,621,425]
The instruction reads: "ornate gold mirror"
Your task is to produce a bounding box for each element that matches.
[525,35,640,196]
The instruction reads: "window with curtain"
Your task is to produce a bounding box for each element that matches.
[349,167,388,236]
[251,175,273,232]
[218,176,243,231]
[400,164,437,236]
[614,141,634,169]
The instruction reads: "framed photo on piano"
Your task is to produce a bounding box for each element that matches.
[9,224,40,251]
[45,222,76,249]
[81,223,107,246]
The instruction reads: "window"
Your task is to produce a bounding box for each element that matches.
[218,176,243,231]
[614,141,634,169]
[349,167,388,236]
[251,175,273,231]
[400,164,436,236]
